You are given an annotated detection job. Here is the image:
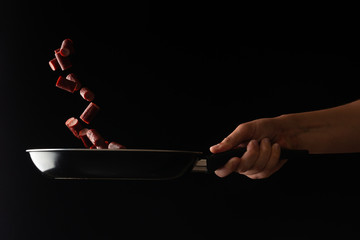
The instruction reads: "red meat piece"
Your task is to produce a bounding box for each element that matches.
[60,39,75,57]
[80,87,95,102]
[108,142,127,149]
[49,58,60,71]
[56,76,77,93]
[79,128,93,148]
[80,102,100,124]
[55,48,72,70]
[86,129,107,148]
[65,117,83,138]
[66,73,82,91]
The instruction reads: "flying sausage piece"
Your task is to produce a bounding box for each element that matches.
[65,117,83,138]
[78,128,93,148]
[49,58,60,71]
[80,87,95,102]
[66,73,82,91]
[86,129,107,149]
[80,102,100,124]
[56,76,77,93]
[55,48,72,70]
[60,39,75,57]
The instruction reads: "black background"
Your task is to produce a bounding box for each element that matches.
[1,1,360,239]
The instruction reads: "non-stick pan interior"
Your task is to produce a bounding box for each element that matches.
[27,149,203,180]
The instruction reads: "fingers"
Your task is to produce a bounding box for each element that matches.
[241,138,272,176]
[214,139,258,177]
[245,143,286,179]
[210,123,254,153]
[214,157,241,178]
[214,139,287,179]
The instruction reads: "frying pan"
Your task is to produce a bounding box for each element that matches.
[26,148,310,180]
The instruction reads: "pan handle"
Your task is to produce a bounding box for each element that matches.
[206,148,309,172]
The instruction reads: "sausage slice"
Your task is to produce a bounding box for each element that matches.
[65,117,83,138]
[80,102,100,124]
[56,76,77,93]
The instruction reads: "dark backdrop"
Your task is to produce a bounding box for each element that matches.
[1,1,360,239]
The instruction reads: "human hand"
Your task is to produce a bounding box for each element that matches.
[209,118,290,179]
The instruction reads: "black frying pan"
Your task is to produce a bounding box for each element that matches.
[26,148,310,180]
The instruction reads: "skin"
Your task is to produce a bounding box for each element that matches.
[210,100,360,179]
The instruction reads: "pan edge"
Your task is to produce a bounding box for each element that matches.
[26,148,203,155]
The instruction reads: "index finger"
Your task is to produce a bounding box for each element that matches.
[210,123,255,153]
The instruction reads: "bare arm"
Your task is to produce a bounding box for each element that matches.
[210,99,360,179]
[282,99,360,154]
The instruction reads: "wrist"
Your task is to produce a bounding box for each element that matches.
[276,110,333,153]
[274,113,309,150]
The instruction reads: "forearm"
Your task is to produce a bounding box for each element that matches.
[278,100,360,154]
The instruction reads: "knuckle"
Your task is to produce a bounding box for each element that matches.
[251,164,266,173]
[259,139,272,156]
[237,166,247,174]
[247,144,259,157]
[226,160,236,171]
[225,157,240,171]
[261,141,271,151]
[222,136,233,145]
[255,164,264,172]
[235,122,249,132]
[237,160,252,173]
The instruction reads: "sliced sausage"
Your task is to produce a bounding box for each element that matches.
[56,76,77,93]
[79,128,93,148]
[66,73,82,91]
[80,87,95,102]
[80,102,100,124]
[65,117,83,138]
[49,58,60,71]
[108,142,127,149]
[60,39,75,57]
[55,48,72,70]
[86,129,107,148]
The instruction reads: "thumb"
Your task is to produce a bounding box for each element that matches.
[210,123,253,153]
